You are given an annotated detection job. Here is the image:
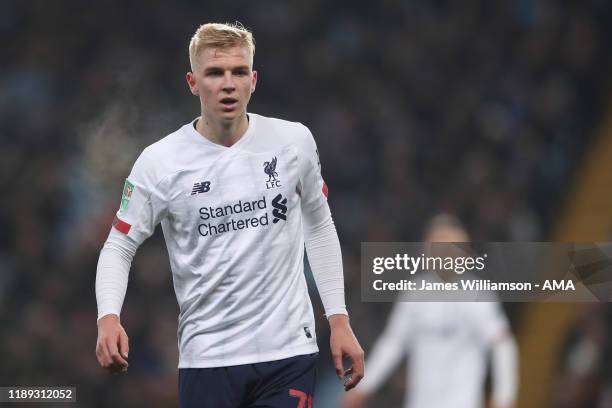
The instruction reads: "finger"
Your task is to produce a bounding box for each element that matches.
[95,344,105,367]
[351,349,365,378]
[343,369,353,389]
[345,351,365,390]
[332,351,344,378]
[106,337,128,368]
[97,339,112,367]
[344,370,364,391]
[119,331,129,360]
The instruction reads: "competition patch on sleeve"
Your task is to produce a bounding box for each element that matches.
[322,181,328,198]
[112,215,132,234]
[120,179,135,212]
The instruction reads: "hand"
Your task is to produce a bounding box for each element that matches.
[329,314,364,391]
[342,389,367,408]
[96,314,129,373]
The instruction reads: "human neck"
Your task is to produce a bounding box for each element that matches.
[196,113,249,147]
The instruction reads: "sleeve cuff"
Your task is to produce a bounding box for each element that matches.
[325,308,349,319]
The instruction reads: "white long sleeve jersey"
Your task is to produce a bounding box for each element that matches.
[96,113,347,368]
[360,302,516,408]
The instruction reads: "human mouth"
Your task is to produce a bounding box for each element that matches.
[220,97,238,111]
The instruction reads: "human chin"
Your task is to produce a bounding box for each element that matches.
[218,105,241,120]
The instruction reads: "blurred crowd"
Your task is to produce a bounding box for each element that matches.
[1,0,611,407]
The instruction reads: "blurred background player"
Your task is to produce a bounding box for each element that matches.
[95,22,363,408]
[552,304,612,408]
[343,214,519,408]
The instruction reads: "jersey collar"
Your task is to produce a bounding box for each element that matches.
[185,113,257,150]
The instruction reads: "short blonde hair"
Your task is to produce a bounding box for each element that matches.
[189,22,255,70]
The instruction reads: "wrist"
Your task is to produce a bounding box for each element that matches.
[97,313,120,325]
[328,313,350,330]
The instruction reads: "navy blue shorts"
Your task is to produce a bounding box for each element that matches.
[179,353,318,408]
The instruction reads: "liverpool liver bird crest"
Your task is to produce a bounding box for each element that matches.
[263,157,279,182]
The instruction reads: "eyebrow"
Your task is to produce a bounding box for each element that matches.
[203,65,250,73]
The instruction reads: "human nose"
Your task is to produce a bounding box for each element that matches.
[222,72,236,93]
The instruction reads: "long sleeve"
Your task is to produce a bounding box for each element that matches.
[95,228,139,320]
[96,148,168,320]
[297,124,347,318]
[302,201,347,317]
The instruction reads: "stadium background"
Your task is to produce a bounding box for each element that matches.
[1,0,611,406]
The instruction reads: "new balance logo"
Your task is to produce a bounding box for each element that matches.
[272,193,287,223]
[191,181,211,195]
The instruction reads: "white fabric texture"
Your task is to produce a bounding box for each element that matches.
[358,301,517,408]
[95,228,137,320]
[491,334,519,407]
[357,301,408,394]
[302,201,347,318]
[96,198,349,321]
[95,113,347,368]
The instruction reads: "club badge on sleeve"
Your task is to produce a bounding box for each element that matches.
[120,180,135,212]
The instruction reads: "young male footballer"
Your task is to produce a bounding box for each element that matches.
[342,215,518,408]
[95,22,364,408]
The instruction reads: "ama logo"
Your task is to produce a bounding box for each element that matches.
[263,157,282,189]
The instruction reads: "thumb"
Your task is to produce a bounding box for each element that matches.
[119,331,129,359]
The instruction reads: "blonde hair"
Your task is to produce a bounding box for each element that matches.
[425,214,465,235]
[189,22,255,70]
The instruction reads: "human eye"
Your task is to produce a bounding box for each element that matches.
[205,69,223,77]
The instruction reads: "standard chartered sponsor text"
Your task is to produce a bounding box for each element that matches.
[198,196,270,237]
